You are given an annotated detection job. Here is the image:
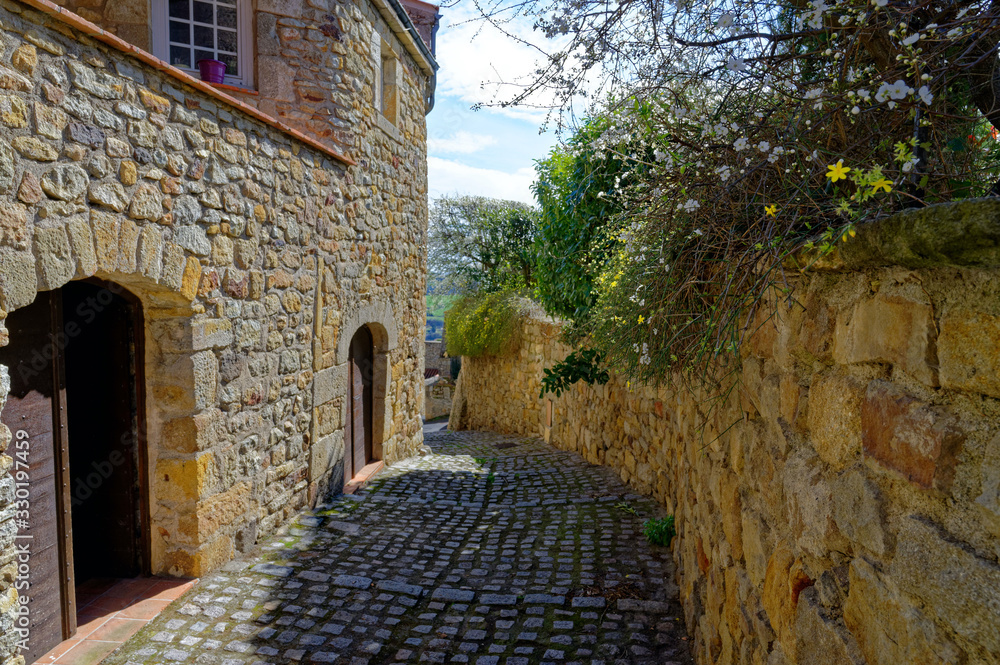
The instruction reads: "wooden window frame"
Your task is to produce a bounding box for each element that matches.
[150,0,254,90]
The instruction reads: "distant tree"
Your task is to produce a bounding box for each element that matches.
[428,196,540,294]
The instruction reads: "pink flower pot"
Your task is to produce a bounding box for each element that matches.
[197,59,226,84]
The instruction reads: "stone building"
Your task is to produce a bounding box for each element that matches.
[0,0,438,660]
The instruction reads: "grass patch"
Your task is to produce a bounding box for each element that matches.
[643,516,676,547]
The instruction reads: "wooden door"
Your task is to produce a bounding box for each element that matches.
[1,292,75,663]
[346,327,373,484]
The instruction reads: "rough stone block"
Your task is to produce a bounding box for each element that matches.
[890,516,1000,656]
[0,249,36,312]
[137,226,163,280]
[783,448,845,557]
[129,184,164,221]
[156,454,217,504]
[0,141,15,195]
[161,409,225,453]
[860,381,964,490]
[117,218,140,274]
[0,94,28,128]
[191,318,234,351]
[0,200,29,250]
[314,363,347,405]
[834,294,938,386]
[90,209,120,272]
[159,242,186,291]
[976,432,1000,519]
[831,469,890,556]
[762,541,810,648]
[309,432,335,483]
[939,309,1000,399]
[807,373,864,470]
[88,181,129,212]
[40,164,87,201]
[432,587,475,602]
[257,56,296,102]
[33,224,76,291]
[178,481,250,542]
[333,574,373,589]
[794,587,864,665]
[180,256,201,301]
[34,102,67,140]
[844,558,965,665]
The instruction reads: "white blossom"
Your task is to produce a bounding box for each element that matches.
[918,85,934,105]
[717,12,734,28]
[726,56,748,72]
[733,137,749,151]
[757,140,771,152]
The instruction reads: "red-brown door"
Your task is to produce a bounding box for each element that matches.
[1,292,76,663]
[345,327,373,485]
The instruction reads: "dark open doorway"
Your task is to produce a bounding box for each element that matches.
[345,326,374,485]
[0,279,147,663]
[61,280,147,584]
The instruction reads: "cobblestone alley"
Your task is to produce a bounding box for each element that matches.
[105,430,693,665]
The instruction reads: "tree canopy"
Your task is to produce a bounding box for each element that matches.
[428,195,540,295]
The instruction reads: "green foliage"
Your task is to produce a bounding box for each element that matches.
[643,516,676,547]
[614,501,638,516]
[429,196,540,294]
[539,348,610,398]
[532,110,648,325]
[427,294,458,318]
[444,291,528,358]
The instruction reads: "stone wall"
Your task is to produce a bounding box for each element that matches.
[0,0,431,660]
[423,377,451,419]
[56,0,437,154]
[452,200,1000,665]
[424,339,449,375]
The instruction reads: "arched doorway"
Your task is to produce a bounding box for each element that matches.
[0,279,147,662]
[345,326,375,485]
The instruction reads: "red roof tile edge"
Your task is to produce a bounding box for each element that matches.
[15,0,357,167]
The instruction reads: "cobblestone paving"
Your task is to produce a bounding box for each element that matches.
[107,431,693,665]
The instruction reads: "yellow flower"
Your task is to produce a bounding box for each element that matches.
[764,204,777,217]
[826,160,851,182]
[638,315,645,324]
[870,178,892,193]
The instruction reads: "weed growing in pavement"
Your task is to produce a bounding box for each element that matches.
[643,516,676,547]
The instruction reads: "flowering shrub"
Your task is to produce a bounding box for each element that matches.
[444,291,532,358]
[491,0,1000,383]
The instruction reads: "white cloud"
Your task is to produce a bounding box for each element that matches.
[428,131,498,154]
[428,156,537,205]
[435,5,570,123]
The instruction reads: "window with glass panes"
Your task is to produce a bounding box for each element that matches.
[167,0,240,77]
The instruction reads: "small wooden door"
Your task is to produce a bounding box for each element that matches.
[1,292,75,663]
[345,327,373,484]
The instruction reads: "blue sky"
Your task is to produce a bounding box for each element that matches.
[426,2,560,205]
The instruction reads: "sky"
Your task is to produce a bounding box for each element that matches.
[426,1,561,206]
